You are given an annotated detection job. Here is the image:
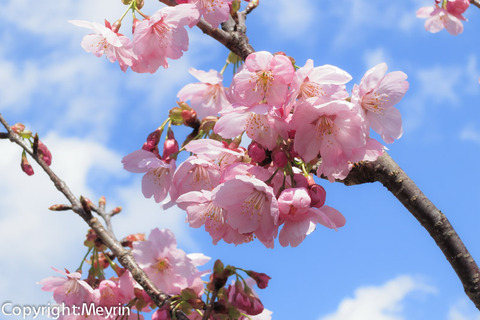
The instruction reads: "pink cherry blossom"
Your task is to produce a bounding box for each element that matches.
[277,187,345,247]
[177,0,234,28]
[69,20,137,72]
[132,4,200,73]
[287,59,351,112]
[351,62,408,144]
[177,68,231,119]
[122,149,176,203]
[38,268,94,306]
[169,156,221,202]
[184,138,245,167]
[176,190,253,245]
[291,99,368,182]
[416,4,466,35]
[213,175,279,248]
[94,279,130,307]
[214,106,289,150]
[132,228,209,295]
[229,51,294,109]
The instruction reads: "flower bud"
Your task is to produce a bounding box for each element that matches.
[142,128,162,152]
[309,184,326,208]
[48,204,72,211]
[245,270,271,289]
[248,142,266,163]
[11,123,25,134]
[272,148,288,167]
[20,151,34,176]
[37,140,52,166]
[136,0,144,9]
[162,128,179,160]
[446,0,469,16]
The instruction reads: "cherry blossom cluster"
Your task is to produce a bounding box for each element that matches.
[70,0,250,73]
[416,0,470,35]
[39,228,271,319]
[122,51,409,248]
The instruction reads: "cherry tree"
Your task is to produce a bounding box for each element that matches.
[1,0,480,319]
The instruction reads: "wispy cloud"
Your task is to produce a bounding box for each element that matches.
[460,124,480,145]
[259,0,316,40]
[448,299,480,320]
[318,275,435,320]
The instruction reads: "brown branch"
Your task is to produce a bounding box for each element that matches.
[471,0,480,9]
[342,152,480,309]
[0,113,182,315]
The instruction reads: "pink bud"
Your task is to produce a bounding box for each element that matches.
[11,123,25,134]
[272,149,288,167]
[309,184,326,208]
[142,129,162,152]
[248,142,266,163]
[227,281,264,316]
[162,129,179,160]
[446,0,469,16]
[38,140,52,166]
[21,152,34,176]
[246,270,271,289]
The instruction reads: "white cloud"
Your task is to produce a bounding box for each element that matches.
[331,0,416,49]
[318,275,435,320]
[448,299,480,320]
[259,0,316,40]
[363,47,391,70]
[460,124,480,145]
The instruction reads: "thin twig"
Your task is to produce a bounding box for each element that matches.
[0,113,175,312]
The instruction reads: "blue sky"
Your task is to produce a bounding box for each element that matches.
[0,0,480,319]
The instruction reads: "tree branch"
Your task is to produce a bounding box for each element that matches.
[343,153,480,308]
[471,0,480,9]
[0,113,185,316]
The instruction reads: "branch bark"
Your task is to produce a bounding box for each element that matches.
[471,0,480,9]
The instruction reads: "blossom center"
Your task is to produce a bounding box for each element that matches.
[242,190,268,219]
[254,70,274,100]
[152,20,171,45]
[361,90,388,114]
[300,81,326,99]
[316,116,336,137]
[153,258,170,272]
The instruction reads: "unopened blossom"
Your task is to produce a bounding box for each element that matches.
[213,175,279,248]
[416,3,466,35]
[446,0,470,16]
[277,187,345,247]
[69,20,137,71]
[229,51,294,110]
[132,4,200,73]
[177,0,234,28]
[38,268,94,305]
[291,99,368,182]
[122,149,175,203]
[177,68,230,119]
[227,280,264,315]
[132,228,209,295]
[352,62,409,144]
